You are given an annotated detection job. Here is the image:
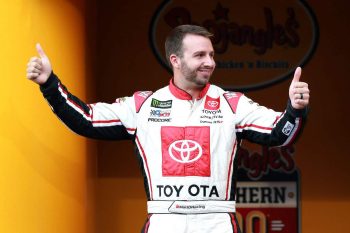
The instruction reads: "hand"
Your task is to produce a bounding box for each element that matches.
[289,67,310,109]
[26,43,52,85]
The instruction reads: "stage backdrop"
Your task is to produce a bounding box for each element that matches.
[1,0,349,233]
[92,0,350,233]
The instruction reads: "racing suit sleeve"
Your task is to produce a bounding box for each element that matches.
[234,94,308,146]
[39,72,136,140]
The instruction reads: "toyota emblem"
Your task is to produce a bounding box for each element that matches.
[207,101,219,108]
[168,140,203,163]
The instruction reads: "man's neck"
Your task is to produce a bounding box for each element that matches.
[173,76,204,100]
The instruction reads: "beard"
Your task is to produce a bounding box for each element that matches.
[180,60,213,87]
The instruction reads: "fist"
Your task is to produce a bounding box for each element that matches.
[289,67,310,109]
[26,43,52,85]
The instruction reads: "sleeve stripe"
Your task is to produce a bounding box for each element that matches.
[92,119,121,123]
[236,124,273,131]
[225,141,237,200]
[92,121,123,127]
[58,83,122,126]
[135,136,154,200]
[58,84,92,120]
[273,112,285,126]
[127,128,136,134]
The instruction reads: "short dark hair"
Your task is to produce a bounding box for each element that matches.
[165,25,213,69]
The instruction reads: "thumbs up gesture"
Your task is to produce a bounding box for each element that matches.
[26,43,52,85]
[289,67,310,109]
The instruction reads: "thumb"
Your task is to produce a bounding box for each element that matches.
[36,43,47,58]
[292,67,302,83]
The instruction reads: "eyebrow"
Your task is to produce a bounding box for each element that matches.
[193,51,215,56]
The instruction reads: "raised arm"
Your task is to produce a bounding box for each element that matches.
[234,67,309,146]
[26,44,135,140]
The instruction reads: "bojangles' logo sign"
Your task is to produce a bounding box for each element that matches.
[150,0,319,91]
[235,145,301,233]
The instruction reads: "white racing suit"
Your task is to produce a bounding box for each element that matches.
[40,73,307,233]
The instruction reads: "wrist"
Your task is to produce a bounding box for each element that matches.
[287,100,308,118]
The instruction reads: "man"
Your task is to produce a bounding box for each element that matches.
[26,25,309,233]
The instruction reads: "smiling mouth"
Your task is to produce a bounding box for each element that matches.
[198,69,212,74]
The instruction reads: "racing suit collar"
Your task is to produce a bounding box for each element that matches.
[169,78,211,100]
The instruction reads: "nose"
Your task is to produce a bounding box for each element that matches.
[204,55,215,68]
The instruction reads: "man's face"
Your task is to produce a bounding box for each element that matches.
[178,34,216,87]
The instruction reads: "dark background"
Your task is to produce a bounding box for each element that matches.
[83,0,350,232]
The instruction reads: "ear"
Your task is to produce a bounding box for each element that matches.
[170,54,180,69]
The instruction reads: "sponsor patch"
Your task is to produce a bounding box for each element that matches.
[148,118,171,122]
[161,126,211,177]
[282,121,294,136]
[204,96,220,110]
[156,184,219,198]
[151,98,172,108]
[200,109,223,124]
[150,109,171,118]
[148,109,172,122]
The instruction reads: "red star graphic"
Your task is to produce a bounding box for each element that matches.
[212,2,230,20]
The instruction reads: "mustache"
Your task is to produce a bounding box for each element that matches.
[199,64,215,69]
[197,66,214,71]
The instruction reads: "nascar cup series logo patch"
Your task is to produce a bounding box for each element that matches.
[150,0,319,91]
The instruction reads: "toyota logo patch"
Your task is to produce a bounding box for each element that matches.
[168,139,203,163]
